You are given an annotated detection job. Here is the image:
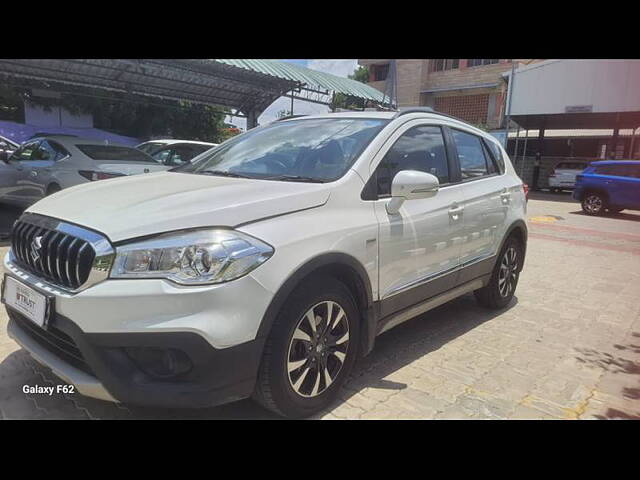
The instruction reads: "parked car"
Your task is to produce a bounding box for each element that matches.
[136,139,217,166]
[0,135,170,208]
[548,161,588,192]
[2,109,527,418]
[573,160,640,215]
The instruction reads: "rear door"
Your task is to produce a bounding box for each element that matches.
[20,140,69,201]
[450,128,510,282]
[3,140,41,204]
[611,165,640,208]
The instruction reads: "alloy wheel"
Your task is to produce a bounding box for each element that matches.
[584,194,603,214]
[498,246,518,298]
[287,301,349,398]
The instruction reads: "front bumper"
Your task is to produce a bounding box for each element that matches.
[3,252,275,408]
[6,307,265,408]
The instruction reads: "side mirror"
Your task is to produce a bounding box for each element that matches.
[386,170,440,214]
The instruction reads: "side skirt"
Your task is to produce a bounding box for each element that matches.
[376,275,490,336]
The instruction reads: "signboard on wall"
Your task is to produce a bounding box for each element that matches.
[565,105,593,113]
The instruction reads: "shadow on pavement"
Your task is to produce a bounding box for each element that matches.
[574,335,640,420]
[316,293,518,418]
[0,292,508,419]
[528,191,579,204]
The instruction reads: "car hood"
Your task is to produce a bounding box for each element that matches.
[26,171,331,242]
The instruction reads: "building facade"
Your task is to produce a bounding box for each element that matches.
[359,59,541,130]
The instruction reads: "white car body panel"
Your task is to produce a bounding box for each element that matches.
[548,163,588,189]
[27,171,331,242]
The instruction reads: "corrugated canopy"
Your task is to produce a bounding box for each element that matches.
[0,59,389,122]
[213,59,387,105]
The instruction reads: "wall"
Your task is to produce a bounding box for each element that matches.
[23,100,93,128]
[510,60,640,116]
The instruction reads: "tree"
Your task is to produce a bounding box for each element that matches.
[330,65,371,111]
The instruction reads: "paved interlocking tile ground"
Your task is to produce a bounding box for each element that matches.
[1,192,639,419]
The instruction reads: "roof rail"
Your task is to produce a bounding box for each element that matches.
[276,114,308,121]
[393,107,468,125]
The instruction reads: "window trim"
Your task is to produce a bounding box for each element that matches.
[448,127,504,184]
[362,123,453,200]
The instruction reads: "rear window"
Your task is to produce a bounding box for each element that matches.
[77,145,156,163]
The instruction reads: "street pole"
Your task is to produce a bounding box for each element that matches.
[503,61,517,149]
[521,129,529,179]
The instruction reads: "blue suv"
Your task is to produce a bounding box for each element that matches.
[573,160,640,215]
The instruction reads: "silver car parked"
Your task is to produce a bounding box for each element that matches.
[0,136,170,207]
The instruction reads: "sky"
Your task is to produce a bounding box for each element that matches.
[225,59,358,130]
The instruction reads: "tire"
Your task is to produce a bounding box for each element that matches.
[253,276,360,418]
[474,236,523,309]
[581,192,606,216]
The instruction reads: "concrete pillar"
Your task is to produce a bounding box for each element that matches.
[245,109,262,130]
[609,127,620,159]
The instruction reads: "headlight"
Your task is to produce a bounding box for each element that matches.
[110,229,273,285]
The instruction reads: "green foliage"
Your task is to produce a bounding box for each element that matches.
[329,65,371,112]
[350,65,369,83]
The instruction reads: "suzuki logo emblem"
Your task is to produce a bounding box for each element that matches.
[30,235,43,263]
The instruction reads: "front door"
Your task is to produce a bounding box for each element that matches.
[372,122,465,318]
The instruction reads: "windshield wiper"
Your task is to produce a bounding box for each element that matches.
[199,170,253,178]
[264,174,326,183]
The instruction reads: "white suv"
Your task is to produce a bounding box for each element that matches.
[2,109,527,418]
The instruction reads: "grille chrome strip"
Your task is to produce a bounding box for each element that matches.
[9,213,115,293]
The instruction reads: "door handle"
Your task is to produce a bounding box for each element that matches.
[449,205,464,221]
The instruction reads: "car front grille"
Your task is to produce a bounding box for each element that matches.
[10,214,114,292]
[8,308,94,376]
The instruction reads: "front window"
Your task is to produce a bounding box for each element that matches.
[431,59,460,72]
[467,59,500,68]
[177,118,389,183]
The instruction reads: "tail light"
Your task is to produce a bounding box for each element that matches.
[548,168,556,178]
[523,183,529,200]
[79,170,126,181]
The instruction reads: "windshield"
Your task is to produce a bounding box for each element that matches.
[176,118,388,182]
[77,145,157,163]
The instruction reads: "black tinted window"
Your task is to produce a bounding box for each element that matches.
[11,141,40,161]
[375,125,449,196]
[77,145,156,163]
[485,139,505,173]
[452,129,491,179]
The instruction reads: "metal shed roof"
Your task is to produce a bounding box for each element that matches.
[214,59,387,105]
[0,59,388,120]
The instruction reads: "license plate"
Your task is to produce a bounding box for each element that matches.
[2,275,51,328]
